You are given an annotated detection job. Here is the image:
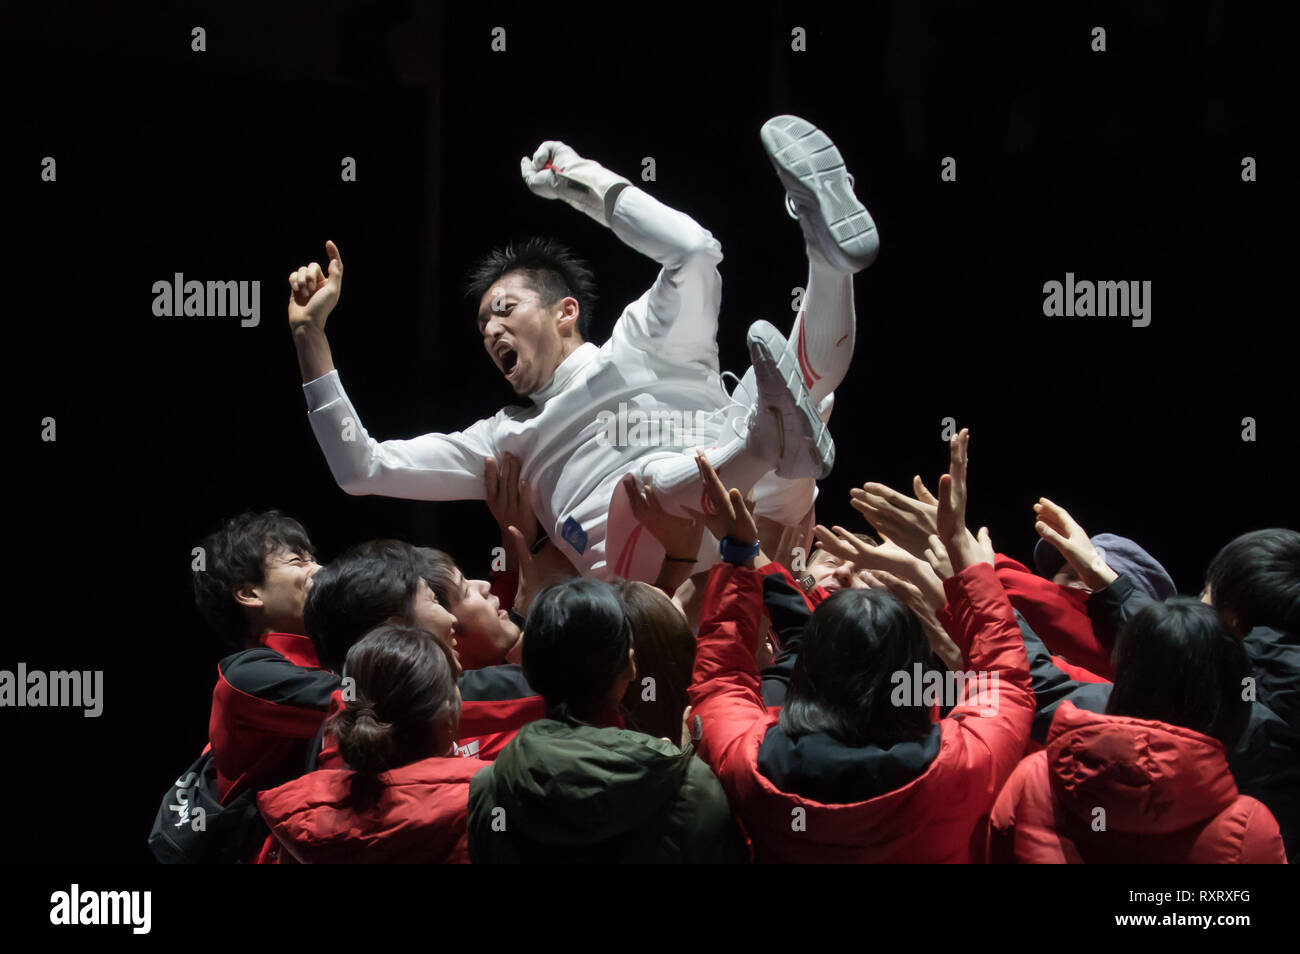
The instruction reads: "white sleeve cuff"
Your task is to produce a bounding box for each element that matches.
[303,369,345,413]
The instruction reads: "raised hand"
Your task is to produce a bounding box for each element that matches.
[519,141,582,200]
[850,479,938,560]
[860,568,964,671]
[506,525,541,617]
[622,473,703,561]
[926,526,994,579]
[772,504,816,575]
[811,525,946,610]
[1033,497,1118,590]
[485,454,538,552]
[683,452,760,547]
[932,427,989,574]
[288,240,343,334]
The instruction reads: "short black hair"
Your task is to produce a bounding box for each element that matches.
[193,510,314,647]
[522,577,632,720]
[304,542,424,672]
[1204,528,1300,636]
[1108,598,1252,747]
[780,588,934,748]
[466,237,597,341]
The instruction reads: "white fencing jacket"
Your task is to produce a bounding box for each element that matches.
[303,186,738,579]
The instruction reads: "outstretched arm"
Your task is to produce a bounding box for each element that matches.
[289,241,496,501]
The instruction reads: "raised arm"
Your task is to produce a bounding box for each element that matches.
[520,140,722,361]
[288,241,496,502]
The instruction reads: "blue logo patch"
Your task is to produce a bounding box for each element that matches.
[561,517,588,555]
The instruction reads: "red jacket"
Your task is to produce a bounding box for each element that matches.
[995,555,1113,679]
[315,664,546,770]
[689,561,1034,863]
[257,755,490,863]
[208,631,339,804]
[988,702,1286,863]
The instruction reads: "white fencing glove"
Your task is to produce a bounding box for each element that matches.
[520,140,631,227]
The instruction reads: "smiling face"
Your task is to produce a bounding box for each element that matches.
[805,548,869,595]
[246,545,320,636]
[446,569,522,670]
[477,272,580,396]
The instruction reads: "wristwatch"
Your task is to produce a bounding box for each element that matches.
[719,536,760,565]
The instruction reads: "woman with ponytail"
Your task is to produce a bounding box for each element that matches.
[256,624,489,863]
[467,577,748,863]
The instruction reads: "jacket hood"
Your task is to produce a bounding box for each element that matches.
[481,718,693,845]
[258,756,485,863]
[758,722,942,805]
[1045,702,1238,834]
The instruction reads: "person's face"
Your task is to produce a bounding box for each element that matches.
[446,568,521,670]
[806,549,869,594]
[247,545,320,634]
[1052,565,1091,592]
[477,273,577,396]
[407,578,460,670]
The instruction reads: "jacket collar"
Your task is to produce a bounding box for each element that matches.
[529,342,600,405]
[257,631,323,669]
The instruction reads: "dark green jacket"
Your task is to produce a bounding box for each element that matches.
[467,717,748,863]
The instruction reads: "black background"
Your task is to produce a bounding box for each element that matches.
[2,1,1295,863]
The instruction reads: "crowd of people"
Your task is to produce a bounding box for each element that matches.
[150,120,1296,864]
[153,428,1299,863]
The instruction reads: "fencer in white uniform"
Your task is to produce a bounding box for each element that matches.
[288,116,877,581]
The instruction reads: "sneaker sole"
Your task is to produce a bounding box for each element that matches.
[761,115,879,273]
[746,320,835,479]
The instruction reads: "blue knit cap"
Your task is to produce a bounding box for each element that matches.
[1033,533,1176,600]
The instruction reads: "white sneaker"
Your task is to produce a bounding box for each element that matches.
[745,320,835,479]
[761,115,879,273]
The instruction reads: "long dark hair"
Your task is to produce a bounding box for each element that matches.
[780,589,933,747]
[522,578,633,722]
[330,624,460,774]
[615,581,695,740]
[1107,598,1252,747]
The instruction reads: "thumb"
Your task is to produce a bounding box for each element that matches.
[978,526,993,548]
[913,474,938,506]
[507,525,531,567]
[325,240,343,287]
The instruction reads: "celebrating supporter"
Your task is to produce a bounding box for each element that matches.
[467,575,748,863]
[305,540,545,768]
[989,599,1287,863]
[1008,513,1300,859]
[688,430,1034,862]
[304,541,457,673]
[258,625,487,863]
[193,510,340,805]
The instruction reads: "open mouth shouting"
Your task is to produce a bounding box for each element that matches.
[494,341,521,383]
